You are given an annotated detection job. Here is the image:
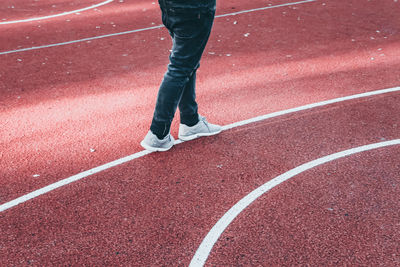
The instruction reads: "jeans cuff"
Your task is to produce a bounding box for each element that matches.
[180,113,199,127]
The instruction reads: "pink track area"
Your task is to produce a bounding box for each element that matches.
[0,0,107,21]
[208,146,400,266]
[0,0,399,265]
[1,94,399,266]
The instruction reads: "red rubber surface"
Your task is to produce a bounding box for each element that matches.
[209,146,400,266]
[0,0,399,265]
[0,0,103,21]
[1,94,399,266]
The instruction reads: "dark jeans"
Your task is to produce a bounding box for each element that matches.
[150,0,216,139]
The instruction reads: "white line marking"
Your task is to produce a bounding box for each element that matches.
[0,150,151,212]
[189,139,400,267]
[0,86,399,213]
[0,25,165,55]
[0,0,316,55]
[216,0,315,18]
[222,87,400,131]
[0,0,113,25]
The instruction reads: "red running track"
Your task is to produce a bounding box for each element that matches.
[1,0,400,265]
[1,92,399,266]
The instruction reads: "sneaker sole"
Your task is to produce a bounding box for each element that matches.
[178,129,222,141]
[140,140,174,152]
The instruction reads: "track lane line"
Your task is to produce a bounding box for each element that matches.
[0,25,165,55]
[222,87,400,131]
[189,139,400,267]
[0,0,316,55]
[0,150,151,212]
[0,0,113,25]
[0,86,399,213]
[216,0,315,18]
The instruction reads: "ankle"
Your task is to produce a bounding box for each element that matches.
[180,114,199,127]
[151,130,167,140]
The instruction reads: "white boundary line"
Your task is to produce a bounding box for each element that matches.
[0,25,165,55]
[0,0,316,55]
[221,87,400,131]
[0,0,113,25]
[189,139,400,267]
[0,150,151,212]
[0,86,399,213]
[216,0,315,18]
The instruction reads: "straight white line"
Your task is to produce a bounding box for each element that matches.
[0,0,113,25]
[0,25,165,55]
[216,0,316,18]
[0,86,399,213]
[0,150,151,212]
[222,87,400,131]
[0,0,316,55]
[189,139,400,267]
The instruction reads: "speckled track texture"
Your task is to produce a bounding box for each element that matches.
[1,0,399,266]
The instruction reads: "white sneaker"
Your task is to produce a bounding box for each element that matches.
[140,131,175,152]
[178,115,222,141]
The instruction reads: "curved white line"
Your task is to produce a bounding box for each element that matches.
[0,86,399,213]
[0,0,315,55]
[189,139,400,266]
[0,0,113,25]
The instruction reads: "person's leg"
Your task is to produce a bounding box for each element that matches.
[179,68,199,127]
[149,5,215,139]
